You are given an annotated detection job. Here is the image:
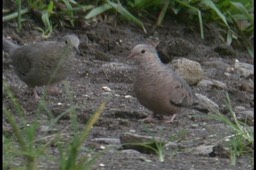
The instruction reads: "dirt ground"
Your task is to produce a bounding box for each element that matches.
[3,10,254,170]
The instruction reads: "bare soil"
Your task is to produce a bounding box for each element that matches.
[3,11,254,170]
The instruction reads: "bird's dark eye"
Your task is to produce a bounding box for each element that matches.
[141,49,145,54]
[65,40,68,44]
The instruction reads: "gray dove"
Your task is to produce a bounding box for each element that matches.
[128,44,199,123]
[3,34,80,100]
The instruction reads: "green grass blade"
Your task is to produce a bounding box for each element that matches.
[67,0,77,5]
[246,46,254,58]
[3,107,27,152]
[41,11,53,36]
[156,0,170,26]
[47,0,54,13]
[3,8,30,21]
[202,0,229,28]
[230,2,253,23]
[60,5,94,13]
[175,0,204,39]
[133,0,165,9]
[77,101,106,149]
[3,107,38,170]
[62,0,75,26]
[227,29,233,45]
[64,101,106,170]
[85,3,112,19]
[106,0,146,33]
[16,0,22,32]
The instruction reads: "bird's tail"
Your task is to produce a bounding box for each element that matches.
[3,38,20,54]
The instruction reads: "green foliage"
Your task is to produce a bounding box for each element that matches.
[175,0,205,39]
[60,102,106,170]
[129,0,166,9]
[209,92,254,165]
[4,0,94,37]
[229,134,253,165]
[122,139,166,162]
[200,0,253,56]
[3,83,42,170]
[16,0,22,32]
[121,128,187,162]
[3,0,253,53]
[85,0,146,32]
[3,81,106,170]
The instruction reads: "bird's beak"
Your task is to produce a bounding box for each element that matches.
[75,46,81,55]
[153,41,160,48]
[128,53,134,59]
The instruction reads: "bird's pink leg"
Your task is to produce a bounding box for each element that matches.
[165,114,176,123]
[47,84,60,95]
[141,113,156,123]
[33,88,40,100]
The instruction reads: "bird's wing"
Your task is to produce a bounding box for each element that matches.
[11,42,52,73]
[169,81,192,108]
[168,79,209,113]
[12,47,34,77]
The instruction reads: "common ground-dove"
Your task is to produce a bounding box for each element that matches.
[128,44,197,123]
[3,34,80,100]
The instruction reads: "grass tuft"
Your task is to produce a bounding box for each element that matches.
[3,81,106,170]
[3,0,253,56]
[209,92,254,165]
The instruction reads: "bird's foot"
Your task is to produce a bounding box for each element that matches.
[47,85,60,95]
[140,113,156,123]
[164,114,176,124]
[33,88,41,101]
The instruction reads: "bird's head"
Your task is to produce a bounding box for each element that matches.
[128,44,160,64]
[61,34,80,54]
